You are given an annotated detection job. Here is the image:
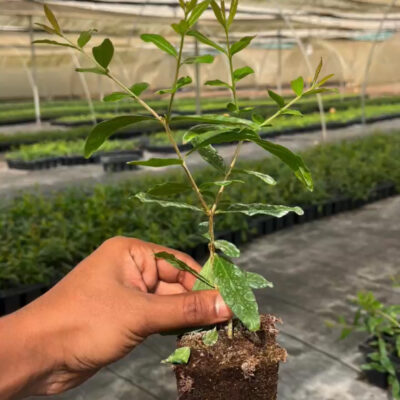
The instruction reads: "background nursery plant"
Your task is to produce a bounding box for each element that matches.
[336,291,400,399]
[35,1,334,398]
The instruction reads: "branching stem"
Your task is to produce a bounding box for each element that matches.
[62,32,210,215]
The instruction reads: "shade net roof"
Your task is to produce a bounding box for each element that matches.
[1,0,400,99]
[2,0,400,40]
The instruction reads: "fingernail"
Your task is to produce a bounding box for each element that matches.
[215,294,231,319]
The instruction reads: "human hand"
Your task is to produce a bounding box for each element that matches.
[0,237,232,399]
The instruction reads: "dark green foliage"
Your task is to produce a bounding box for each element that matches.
[336,291,400,399]
[1,133,399,289]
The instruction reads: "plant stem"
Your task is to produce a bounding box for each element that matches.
[261,95,302,127]
[377,310,400,329]
[208,18,243,341]
[63,33,209,215]
[167,33,185,118]
[225,27,238,110]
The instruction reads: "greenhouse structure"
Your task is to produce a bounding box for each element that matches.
[0,1,399,400]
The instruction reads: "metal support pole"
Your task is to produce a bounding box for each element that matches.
[361,0,397,125]
[194,25,202,115]
[29,16,41,126]
[277,29,282,95]
[315,40,348,100]
[279,10,327,141]
[69,51,97,125]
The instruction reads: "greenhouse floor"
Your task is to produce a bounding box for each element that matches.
[1,116,400,199]
[33,195,400,400]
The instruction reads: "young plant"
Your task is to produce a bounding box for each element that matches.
[336,291,400,398]
[35,1,334,359]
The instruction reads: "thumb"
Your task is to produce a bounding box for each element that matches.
[143,290,233,334]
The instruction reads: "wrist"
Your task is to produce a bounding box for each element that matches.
[0,306,62,399]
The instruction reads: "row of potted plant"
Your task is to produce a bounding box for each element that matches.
[5,138,141,169]
[0,93,360,125]
[0,131,399,291]
[2,97,400,152]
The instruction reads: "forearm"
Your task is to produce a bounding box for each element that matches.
[0,307,59,399]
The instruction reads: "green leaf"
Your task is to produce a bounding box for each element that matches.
[171,20,189,35]
[197,145,226,173]
[194,145,226,173]
[184,124,234,142]
[34,23,57,35]
[187,30,226,54]
[282,109,303,117]
[162,347,191,364]
[235,169,276,185]
[390,376,400,398]
[251,137,313,191]
[147,182,191,196]
[246,272,273,289]
[304,88,338,96]
[135,192,203,212]
[155,252,214,288]
[233,66,254,82]
[205,79,231,88]
[141,34,177,58]
[212,180,244,187]
[210,0,226,27]
[78,29,97,48]
[230,36,255,56]
[317,74,335,87]
[44,5,61,35]
[252,112,264,125]
[219,203,304,217]
[203,327,219,346]
[213,255,260,331]
[193,257,215,291]
[291,76,304,97]
[187,0,210,28]
[227,102,237,112]
[130,82,149,96]
[103,92,129,102]
[268,89,285,108]
[32,40,76,49]
[187,129,256,155]
[312,58,323,86]
[157,88,175,95]
[75,67,106,75]
[177,76,193,89]
[186,0,198,12]
[183,55,215,64]
[92,39,114,69]
[172,114,258,130]
[84,115,153,157]
[361,362,386,373]
[128,158,182,167]
[227,0,239,27]
[214,240,240,258]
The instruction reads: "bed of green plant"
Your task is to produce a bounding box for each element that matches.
[3,93,399,126]
[147,130,186,146]
[0,132,399,290]
[0,126,91,149]
[0,93,352,120]
[2,99,400,151]
[6,138,140,162]
[47,102,400,142]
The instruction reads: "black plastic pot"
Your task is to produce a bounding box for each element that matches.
[0,283,51,316]
[101,151,143,173]
[359,338,400,390]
